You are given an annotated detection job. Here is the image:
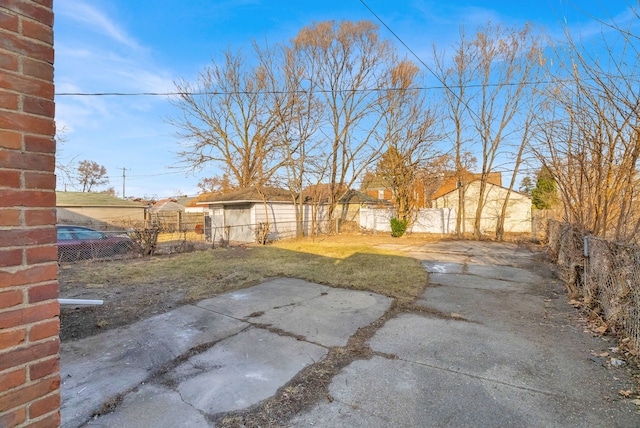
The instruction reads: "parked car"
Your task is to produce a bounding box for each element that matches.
[57,225,134,262]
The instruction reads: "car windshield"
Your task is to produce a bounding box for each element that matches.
[73,229,104,240]
[57,228,74,241]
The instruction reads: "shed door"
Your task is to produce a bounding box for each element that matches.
[224,204,253,242]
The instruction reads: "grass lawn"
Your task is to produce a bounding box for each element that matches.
[59,235,430,340]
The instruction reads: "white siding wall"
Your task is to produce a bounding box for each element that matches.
[359,208,455,234]
[433,182,532,233]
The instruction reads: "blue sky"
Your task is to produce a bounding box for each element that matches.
[53,0,634,199]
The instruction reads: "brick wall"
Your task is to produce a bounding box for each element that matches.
[0,1,60,427]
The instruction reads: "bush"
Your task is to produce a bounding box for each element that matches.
[390,217,408,237]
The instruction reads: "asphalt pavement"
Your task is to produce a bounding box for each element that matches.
[60,241,640,427]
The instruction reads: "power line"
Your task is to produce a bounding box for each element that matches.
[357,0,479,121]
[53,80,559,97]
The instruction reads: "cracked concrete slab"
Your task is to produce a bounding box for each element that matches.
[249,286,392,347]
[289,356,620,428]
[174,327,327,415]
[369,314,589,399]
[428,272,528,291]
[195,277,325,319]
[62,278,392,427]
[197,277,393,347]
[61,304,247,428]
[422,260,540,283]
[84,384,209,428]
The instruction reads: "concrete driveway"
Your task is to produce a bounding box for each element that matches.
[60,241,639,427]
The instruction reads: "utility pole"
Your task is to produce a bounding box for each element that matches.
[119,167,128,198]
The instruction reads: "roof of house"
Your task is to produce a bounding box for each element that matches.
[432,179,531,200]
[430,172,503,200]
[197,187,293,205]
[338,189,390,205]
[56,191,146,208]
[149,199,185,213]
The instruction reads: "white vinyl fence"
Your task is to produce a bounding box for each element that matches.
[359,208,456,234]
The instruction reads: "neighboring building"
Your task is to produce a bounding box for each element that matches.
[432,180,532,233]
[197,187,306,243]
[363,171,503,208]
[56,191,147,229]
[197,187,386,242]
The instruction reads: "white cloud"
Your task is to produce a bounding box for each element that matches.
[56,0,140,50]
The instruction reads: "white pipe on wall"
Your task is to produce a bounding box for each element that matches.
[58,298,104,306]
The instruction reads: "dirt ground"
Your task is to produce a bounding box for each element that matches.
[58,233,439,341]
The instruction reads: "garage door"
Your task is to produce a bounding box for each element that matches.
[224,204,254,242]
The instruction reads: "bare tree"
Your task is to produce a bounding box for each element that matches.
[433,30,476,235]
[434,24,544,238]
[55,125,77,191]
[292,20,393,225]
[374,60,440,224]
[197,175,235,195]
[170,49,282,189]
[76,160,108,192]
[535,8,640,241]
[257,40,325,238]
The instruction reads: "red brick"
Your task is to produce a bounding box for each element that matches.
[23,96,55,117]
[0,208,21,226]
[0,130,22,149]
[31,0,54,8]
[0,169,21,188]
[24,411,60,428]
[0,289,22,309]
[0,33,53,64]
[28,319,59,343]
[24,135,55,153]
[24,209,56,226]
[0,50,19,72]
[0,227,55,245]
[28,282,58,304]
[0,247,22,267]
[25,246,57,265]
[29,356,58,381]
[0,328,26,349]
[0,150,54,171]
[0,264,57,288]
[22,58,53,82]
[2,1,53,29]
[0,9,19,32]
[28,392,59,418]
[21,19,53,45]
[0,190,55,208]
[0,91,19,109]
[0,407,26,427]
[0,337,59,371]
[0,368,26,392]
[0,375,59,412]
[0,110,55,135]
[23,172,54,190]
[0,70,54,99]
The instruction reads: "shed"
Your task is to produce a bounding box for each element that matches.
[56,191,146,230]
[198,187,315,243]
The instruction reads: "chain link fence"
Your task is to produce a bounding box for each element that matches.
[57,218,338,262]
[546,219,640,355]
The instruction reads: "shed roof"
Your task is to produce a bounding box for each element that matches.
[56,192,146,208]
[197,187,292,205]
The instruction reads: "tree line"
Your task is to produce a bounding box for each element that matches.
[171,9,640,243]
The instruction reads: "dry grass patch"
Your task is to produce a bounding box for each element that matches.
[59,235,428,340]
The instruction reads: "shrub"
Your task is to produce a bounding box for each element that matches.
[390,217,408,237]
